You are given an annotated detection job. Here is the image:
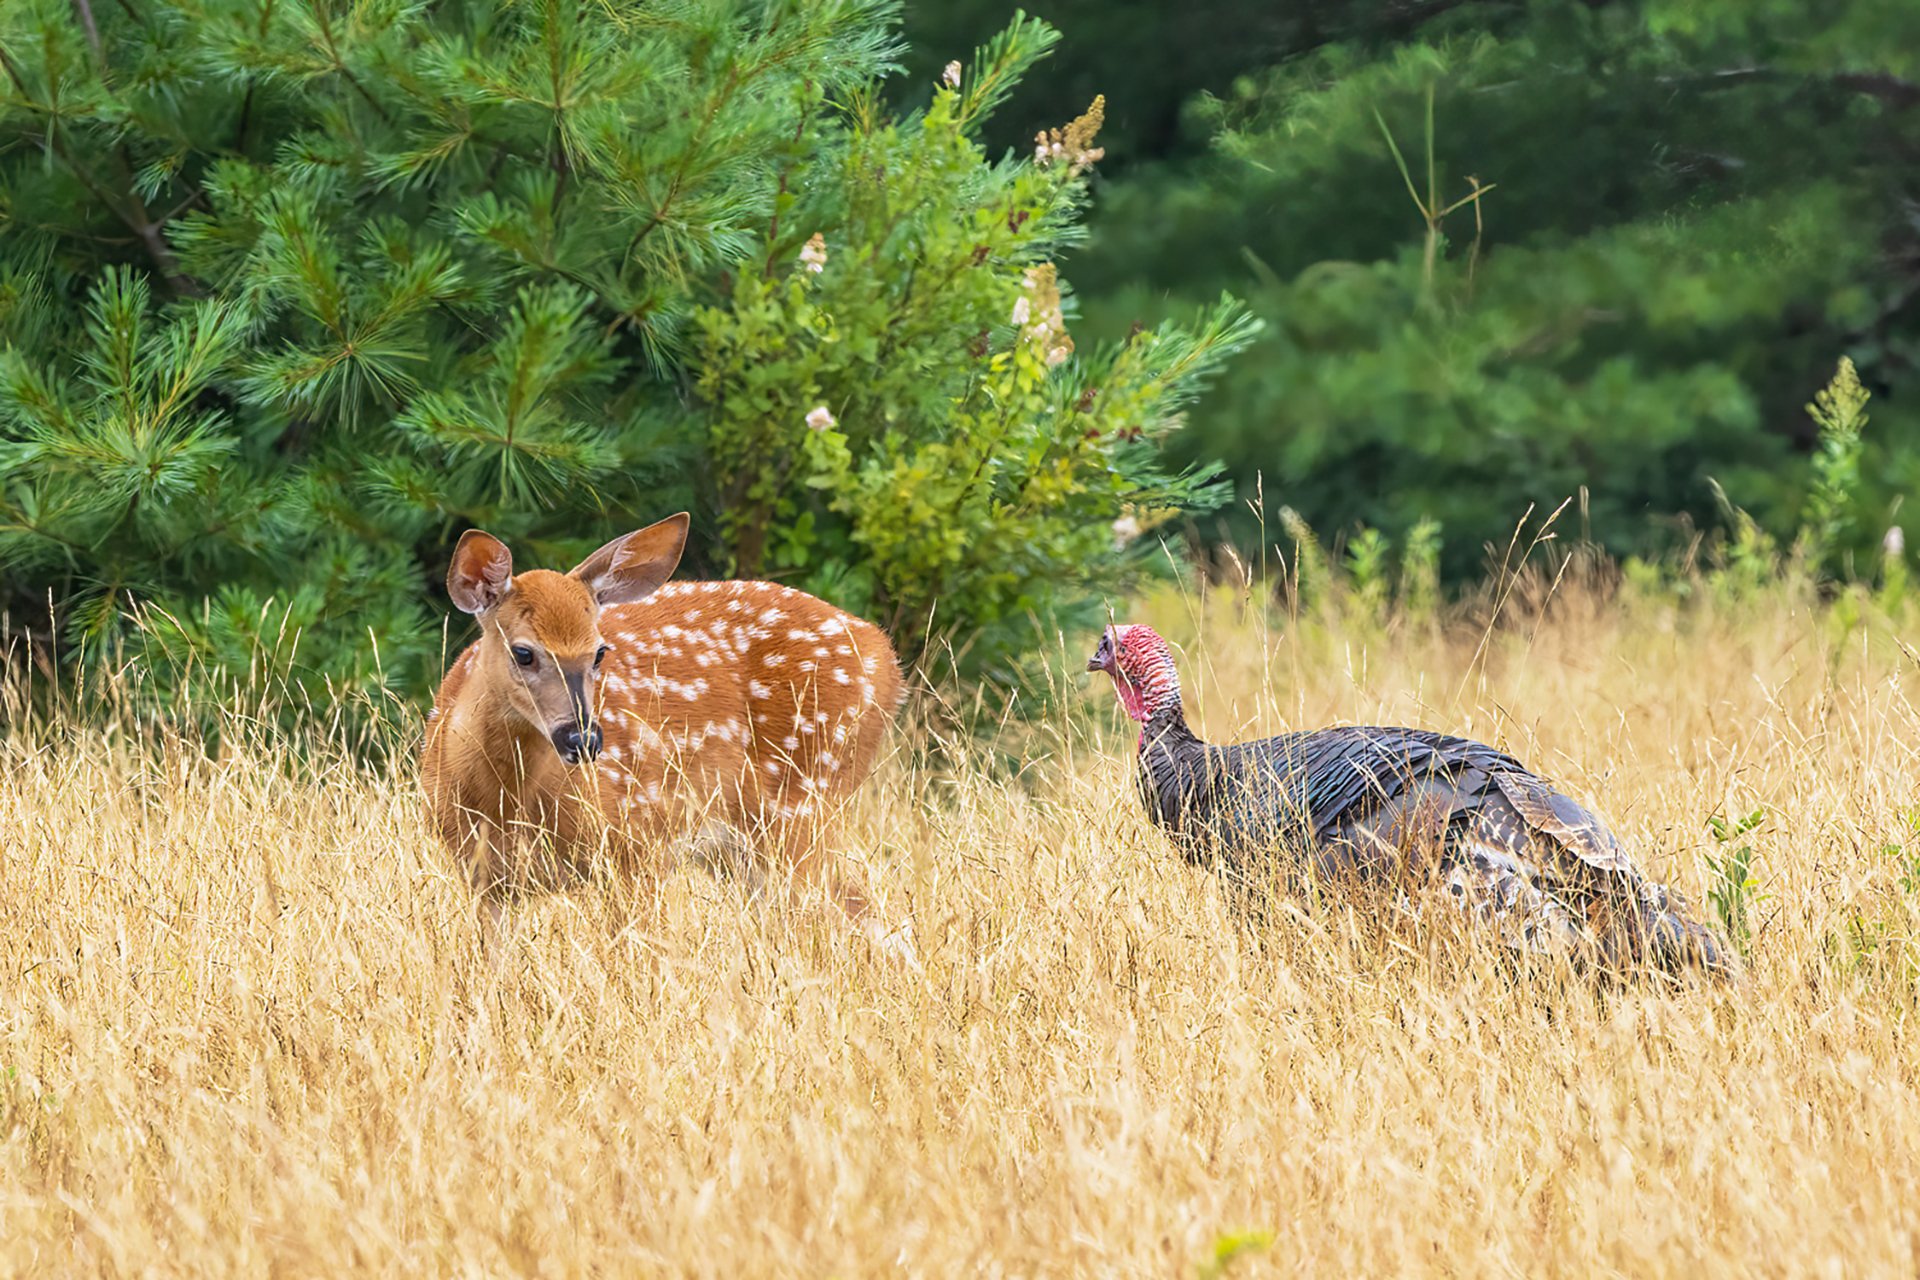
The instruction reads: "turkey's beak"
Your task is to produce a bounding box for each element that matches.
[1087,630,1116,674]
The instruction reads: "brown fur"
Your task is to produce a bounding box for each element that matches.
[420,522,909,955]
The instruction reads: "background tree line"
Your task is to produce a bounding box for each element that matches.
[906,0,1920,582]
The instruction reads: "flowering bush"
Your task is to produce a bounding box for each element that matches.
[692,22,1254,681]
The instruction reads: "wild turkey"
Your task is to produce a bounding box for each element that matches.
[1088,624,1733,978]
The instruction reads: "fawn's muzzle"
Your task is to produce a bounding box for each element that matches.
[551,721,602,765]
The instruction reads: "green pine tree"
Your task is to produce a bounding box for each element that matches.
[1060,0,1920,582]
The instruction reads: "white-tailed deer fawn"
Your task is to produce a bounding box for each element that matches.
[420,513,914,961]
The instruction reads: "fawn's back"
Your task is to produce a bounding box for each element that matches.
[425,579,901,848]
[578,578,899,829]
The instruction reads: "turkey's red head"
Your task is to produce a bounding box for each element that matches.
[1087,624,1181,723]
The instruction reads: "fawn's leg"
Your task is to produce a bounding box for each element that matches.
[441,808,505,916]
[440,811,516,976]
[767,810,919,968]
[671,820,769,900]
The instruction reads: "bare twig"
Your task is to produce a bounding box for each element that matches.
[70,0,105,70]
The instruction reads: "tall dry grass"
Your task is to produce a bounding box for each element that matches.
[4,575,1919,1277]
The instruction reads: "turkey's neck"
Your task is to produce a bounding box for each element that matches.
[1138,700,1203,758]
[1135,699,1210,841]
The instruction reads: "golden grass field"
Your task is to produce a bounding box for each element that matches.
[5,576,1920,1276]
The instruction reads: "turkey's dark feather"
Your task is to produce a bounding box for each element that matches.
[1133,709,1732,977]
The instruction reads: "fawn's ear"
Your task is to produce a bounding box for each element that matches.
[570,512,690,606]
[448,529,514,615]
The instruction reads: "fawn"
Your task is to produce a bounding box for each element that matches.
[419,513,915,961]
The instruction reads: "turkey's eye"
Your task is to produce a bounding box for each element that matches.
[594,644,611,668]
[511,644,537,668]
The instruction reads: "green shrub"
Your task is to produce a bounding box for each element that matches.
[1706,808,1767,957]
[1796,356,1871,578]
[690,60,1255,680]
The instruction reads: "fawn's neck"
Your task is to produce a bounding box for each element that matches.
[445,642,561,798]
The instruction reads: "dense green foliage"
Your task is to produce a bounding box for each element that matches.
[0,1,1248,706]
[9,0,1918,724]
[1044,0,1920,581]
[693,60,1255,677]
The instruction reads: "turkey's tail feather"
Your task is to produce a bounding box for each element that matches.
[1625,881,1739,980]
[1487,770,1738,982]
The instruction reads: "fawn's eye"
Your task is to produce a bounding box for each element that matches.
[594,645,611,667]
[511,644,536,668]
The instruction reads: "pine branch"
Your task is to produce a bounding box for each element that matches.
[1832,71,1920,109]
[38,128,200,298]
[1660,65,1920,110]
[233,0,280,154]
[311,2,394,127]
[0,44,200,297]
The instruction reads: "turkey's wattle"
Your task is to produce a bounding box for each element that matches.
[1087,623,1733,979]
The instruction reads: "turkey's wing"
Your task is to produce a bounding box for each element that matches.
[1491,769,1636,876]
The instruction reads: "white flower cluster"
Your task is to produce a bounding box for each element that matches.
[942,61,962,89]
[1111,514,1141,550]
[1033,95,1106,176]
[1016,264,1073,368]
[806,405,835,432]
[799,232,827,274]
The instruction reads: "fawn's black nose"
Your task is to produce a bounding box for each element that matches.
[551,721,602,765]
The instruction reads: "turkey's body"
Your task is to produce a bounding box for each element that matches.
[1136,709,1732,977]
